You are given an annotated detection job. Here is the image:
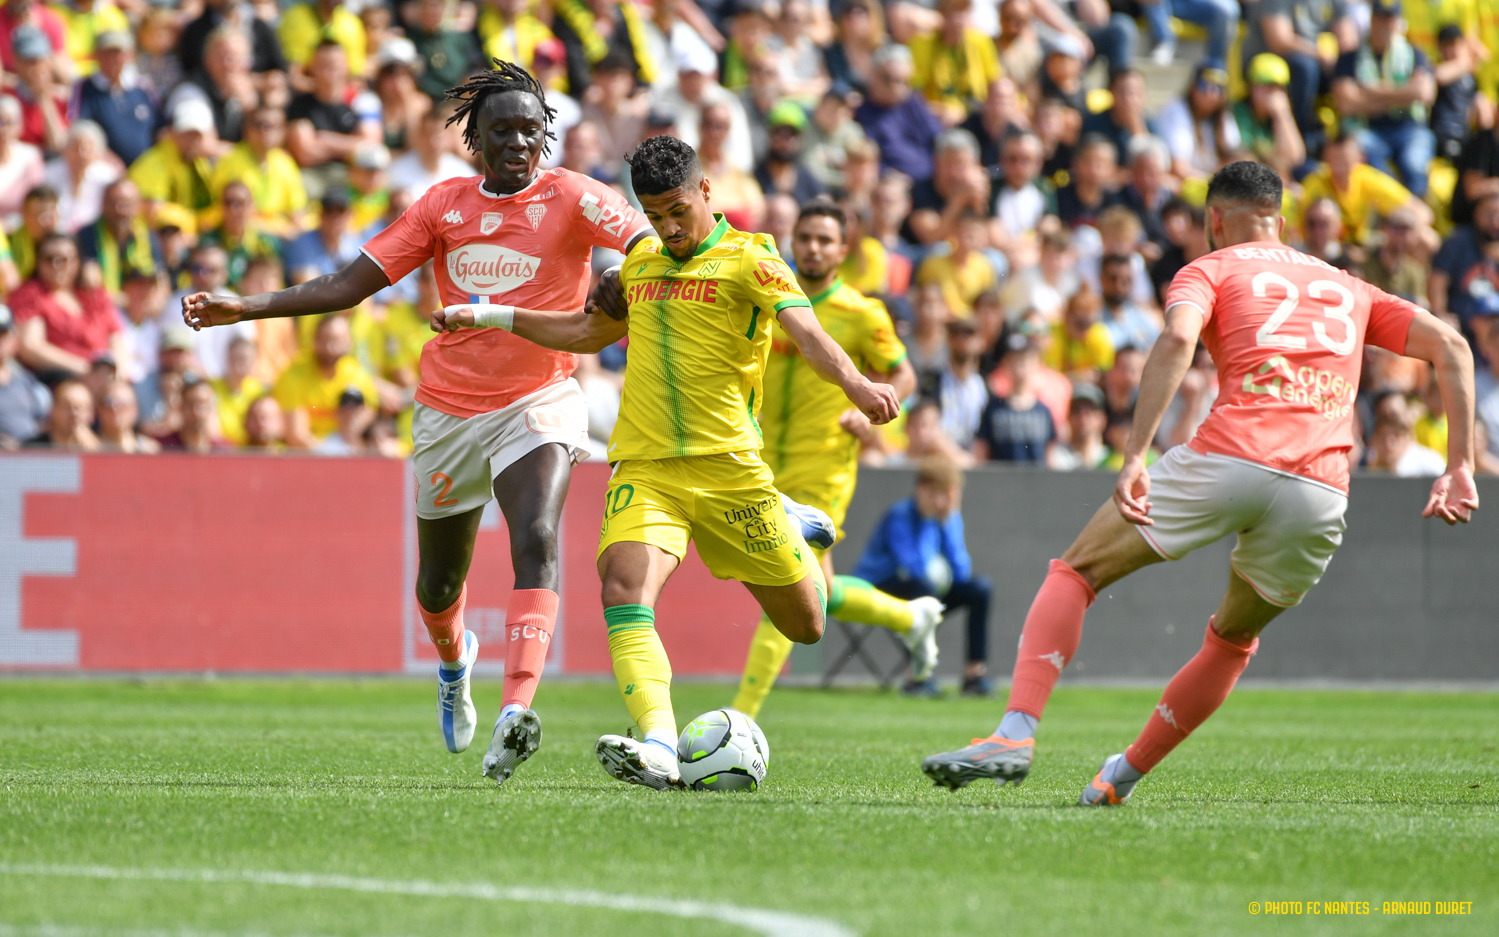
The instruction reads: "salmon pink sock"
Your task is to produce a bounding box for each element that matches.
[1125,621,1258,774]
[502,589,558,710]
[420,583,467,664]
[1004,559,1096,720]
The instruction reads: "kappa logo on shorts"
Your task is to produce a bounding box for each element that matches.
[481,212,503,234]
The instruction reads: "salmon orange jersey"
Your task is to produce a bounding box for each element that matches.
[760,278,906,488]
[362,169,650,417]
[1166,240,1422,492]
[608,214,813,462]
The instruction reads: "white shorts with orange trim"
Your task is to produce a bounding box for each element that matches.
[411,378,589,520]
[1136,446,1348,607]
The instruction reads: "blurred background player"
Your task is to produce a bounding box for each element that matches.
[921,161,1479,804]
[181,63,652,787]
[434,135,901,790]
[728,198,939,722]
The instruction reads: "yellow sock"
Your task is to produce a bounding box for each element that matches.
[604,605,676,739]
[731,617,794,719]
[830,575,914,633]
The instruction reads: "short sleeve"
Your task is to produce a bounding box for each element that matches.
[1367,168,1413,214]
[741,235,811,317]
[858,299,907,372]
[1164,256,1219,323]
[1364,281,1421,354]
[570,177,652,253]
[361,191,437,285]
[1333,51,1357,81]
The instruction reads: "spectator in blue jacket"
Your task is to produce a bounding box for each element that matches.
[854,44,943,183]
[71,32,159,167]
[853,455,992,695]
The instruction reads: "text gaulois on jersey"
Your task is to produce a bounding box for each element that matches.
[446,245,540,295]
[629,277,720,304]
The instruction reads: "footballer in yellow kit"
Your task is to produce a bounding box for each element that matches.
[598,211,820,588]
[431,136,902,789]
[730,202,944,720]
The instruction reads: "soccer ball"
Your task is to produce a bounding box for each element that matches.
[676,709,769,791]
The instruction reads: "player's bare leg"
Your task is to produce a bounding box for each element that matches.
[480,443,572,786]
[1081,569,1285,805]
[923,504,1164,789]
[594,541,687,789]
[743,574,827,646]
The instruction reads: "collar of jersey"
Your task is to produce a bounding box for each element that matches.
[805,277,843,306]
[477,171,548,201]
[690,214,730,257]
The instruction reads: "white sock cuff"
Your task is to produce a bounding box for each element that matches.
[643,730,678,753]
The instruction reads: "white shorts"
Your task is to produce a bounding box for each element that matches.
[1137,446,1348,607]
[411,379,590,520]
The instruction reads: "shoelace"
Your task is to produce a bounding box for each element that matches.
[437,672,465,711]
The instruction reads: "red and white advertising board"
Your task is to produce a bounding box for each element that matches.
[0,454,764,675]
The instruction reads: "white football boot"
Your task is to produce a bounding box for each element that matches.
[902,596,944,682]
[481,708,543,788]
[436,631,479,753]
[595,734,685,790]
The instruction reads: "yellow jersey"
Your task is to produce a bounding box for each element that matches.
[211,375,266,447]
[609,214,812,462]
[273,352,379,440]
[209,143,308,229]
[1299,163,1412,246]
[759,278,905,482]
[278,3,368,76]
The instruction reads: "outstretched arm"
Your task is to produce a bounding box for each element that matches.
[431,302,629,354]
[1403,313,1480,524]
[1115,302,1204,525]
[182,254,391,329]
[777,305,900,424]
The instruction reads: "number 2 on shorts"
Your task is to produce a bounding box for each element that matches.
[430,473,458,508]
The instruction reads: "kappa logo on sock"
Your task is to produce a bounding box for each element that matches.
[624,684,635,695]
[1041,651,1066,672]
[1155,703,1179,729]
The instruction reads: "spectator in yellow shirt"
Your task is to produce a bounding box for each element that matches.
[915,211,997,316]
[348,142,391,234]
[278,0,367,84]
[1300,128,1435,246]
[128,99,219,228]
[1046,286,1115,379]
[909,0,1002,126]
[209,105,308,237]
[211,334,265,446]
[480,0,557,81]
[48,0,129,77]
[273,313,379,447]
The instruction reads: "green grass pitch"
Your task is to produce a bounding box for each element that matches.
[1,679,1496,936]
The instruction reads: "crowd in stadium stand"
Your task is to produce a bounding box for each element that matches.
[0,0,1498,476]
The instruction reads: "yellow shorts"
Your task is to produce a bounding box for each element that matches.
[599,451,819,587]
[773,464,857,537]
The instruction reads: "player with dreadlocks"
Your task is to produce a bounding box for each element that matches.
[182,61,655,787]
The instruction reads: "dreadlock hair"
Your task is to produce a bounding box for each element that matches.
[625,135,703,197]
[444,60,558,158]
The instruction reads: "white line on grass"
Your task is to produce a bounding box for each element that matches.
[0,864,856,937]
